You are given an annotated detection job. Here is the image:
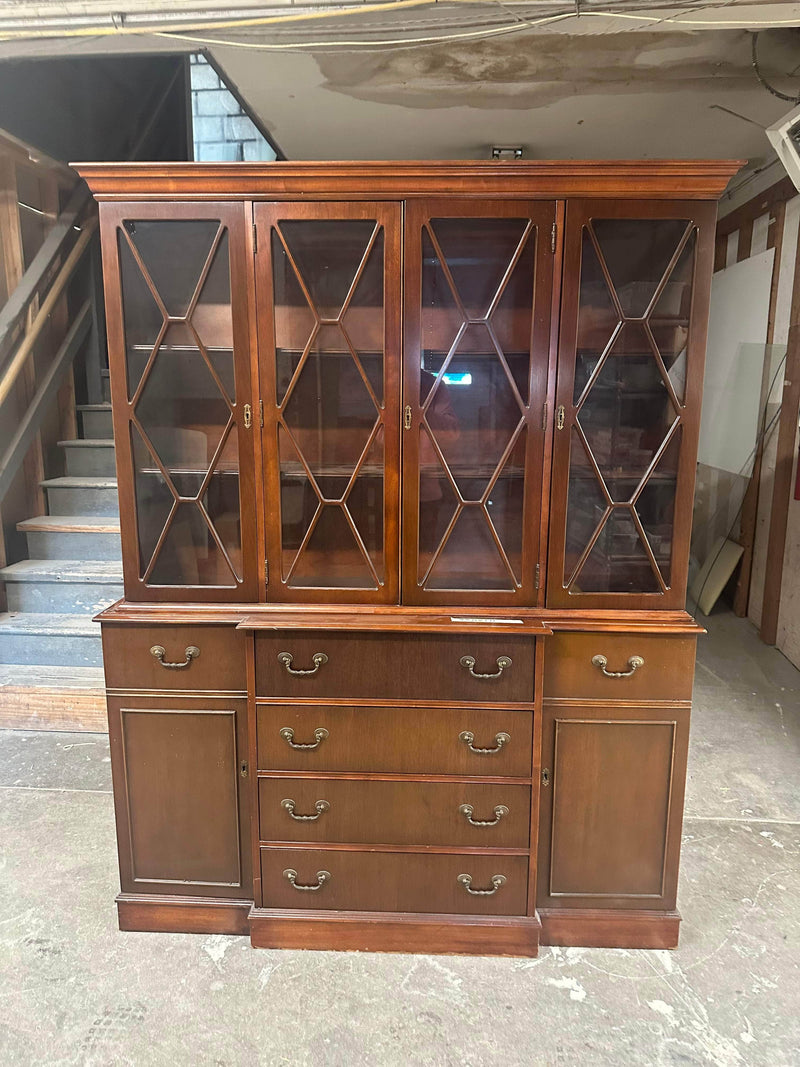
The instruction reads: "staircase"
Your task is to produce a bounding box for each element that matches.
[0,381,120,678]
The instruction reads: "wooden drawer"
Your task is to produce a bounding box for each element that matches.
[257,704,533,777]
[261,847,529,915]
[102,624,246,692]
[259,778,531,848]
[543,632,696,701]
[255,631,534,703]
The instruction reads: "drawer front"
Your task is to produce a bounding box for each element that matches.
[543,633,696,701]
[103,624,246,692]
[259,778,531,848]
[261,848,529,915]
[255,632,534,703]
[257,704,533,777]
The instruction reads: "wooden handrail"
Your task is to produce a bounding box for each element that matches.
[0,180,91,361]
[0,302,91,501]
[0,215,96,410]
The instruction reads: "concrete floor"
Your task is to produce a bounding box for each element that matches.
[1,608,798,1066]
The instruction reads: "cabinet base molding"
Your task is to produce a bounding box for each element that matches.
[539,908,681,949]
[249,908,541,957]
[116,894,252,936]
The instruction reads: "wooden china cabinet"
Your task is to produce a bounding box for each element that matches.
[77,160,739,956]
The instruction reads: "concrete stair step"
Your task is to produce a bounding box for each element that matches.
[0,559,122,613]
[0,613,102,667]
[59,438,117,478]
[17,515,121,561]
[41,476,118,517]
[76,403,113,440]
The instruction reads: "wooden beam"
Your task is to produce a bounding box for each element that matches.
[760,216,800,645]
[0,302,91,501]
[717,176,797,238]
[734,200,787,618]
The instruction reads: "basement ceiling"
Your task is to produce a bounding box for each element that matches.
[0,2,798,186]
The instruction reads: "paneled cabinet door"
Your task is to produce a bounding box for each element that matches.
[547,200,717,608]
[255,202,401,603]
[537,703,689,911]
[402,200,556,606]
[100,202,257,602]
[106,694,251,899]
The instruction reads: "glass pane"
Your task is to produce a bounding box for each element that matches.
[564,429,607,586]
[492,234,536,403]
[289,505,375,589]
[279,219,376,314]
[650,232,696,404]
[428,507,513,591]
[346,427,385,584]
[282,326,379,487]
[574,230,621,402]
[418,428,459,584]
[272,217,386,592]
[118,232,164,400]
[592,218,690,317]
[203,428,242,581]
[424,324,523,500]
[487,446,525,584]
[123,219,219,317]
[578,323,679,501]
[636,428,681,586]
[135,325,230,477]
[148,502,236,587]
[572,508,660,594]
[421,228,463,403]
[131,424,174,576]
[193,230,233,357]
[429,217,528,319]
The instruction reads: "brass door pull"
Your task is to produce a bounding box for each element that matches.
[278,651,328,676]
[281,798,330,821]
[283,868,331,891]
[150,644,199,670]
[459,803,509,827]
[457,873,507,896]
[460,655,512,679]
[459,730,511,755]
[279,726,329,750]
[592,654,645,678]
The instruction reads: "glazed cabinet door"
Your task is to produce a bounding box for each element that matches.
[402,200,556,606]
[107,694,251,899]
[255,202,401,603]
[547,200,717,608]
[537,702,689,911]
[99,202,257,601]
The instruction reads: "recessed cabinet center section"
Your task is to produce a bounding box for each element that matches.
[78,158,739,957]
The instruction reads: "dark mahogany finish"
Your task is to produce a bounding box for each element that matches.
[81,160,740,956]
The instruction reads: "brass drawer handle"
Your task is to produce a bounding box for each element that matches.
[283,868,331,891]
[459,803,509,827]
[460,654,512,679]
[592,654,645,679]
[457,873,507,896]
[279,726,329,750]
[459,730,510,755]
[150,644,200,670]
[278,651,328,676]
[281,798,330,821]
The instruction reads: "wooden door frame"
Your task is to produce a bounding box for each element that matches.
[253,200,402,604]
[546,198,718,611]
[401,197,557,607]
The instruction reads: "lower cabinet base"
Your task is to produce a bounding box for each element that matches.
[248,908,542,957]
[539,907,681,949]
[116,894,252,936]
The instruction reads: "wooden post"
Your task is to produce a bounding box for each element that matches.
[760,218,800,645]
[733,201,786,617]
